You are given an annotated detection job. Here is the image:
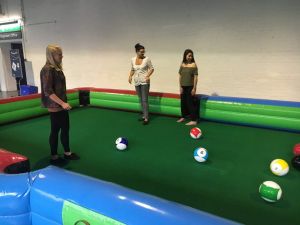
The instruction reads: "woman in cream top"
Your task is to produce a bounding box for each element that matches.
[128,43,154,125]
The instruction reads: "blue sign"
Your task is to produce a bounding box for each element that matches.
[10,49,23,78]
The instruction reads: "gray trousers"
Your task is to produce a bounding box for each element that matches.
[135,84,150,119]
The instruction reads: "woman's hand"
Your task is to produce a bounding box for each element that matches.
[128,76,132,84]
[191,88,196,96]
[145,75,150,83]
[62,102,72,110]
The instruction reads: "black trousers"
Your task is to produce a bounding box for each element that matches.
[49,110,70,156]
[180,86,198,121]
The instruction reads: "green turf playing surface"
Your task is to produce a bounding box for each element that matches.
[0,107,299,225]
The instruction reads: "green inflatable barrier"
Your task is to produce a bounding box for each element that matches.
[202,100,300,118]
[0,92,79,125]
[1,89,299,132]
[201,107,300,131]
[89,91,300,132]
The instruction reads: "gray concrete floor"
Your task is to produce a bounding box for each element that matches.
[0,91,19,99]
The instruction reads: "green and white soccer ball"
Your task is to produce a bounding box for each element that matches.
[259,181,282,202]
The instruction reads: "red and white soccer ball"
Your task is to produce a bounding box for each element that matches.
[190,127,202,139]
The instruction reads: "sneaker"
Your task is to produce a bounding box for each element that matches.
[50,157,68,166]
[64,152,80,160]
[138,117,145,121]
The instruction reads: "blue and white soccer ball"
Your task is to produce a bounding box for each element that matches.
[193,147,208,162]
[115,137,128,151]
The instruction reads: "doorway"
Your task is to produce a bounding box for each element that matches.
[11,42,27,92]
[0,42,26,96]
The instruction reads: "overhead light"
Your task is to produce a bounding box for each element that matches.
[0,16,22,24]
[0,19,22,33]
[0,21,18,25]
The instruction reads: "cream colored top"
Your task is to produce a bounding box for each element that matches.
[131,56,154,86]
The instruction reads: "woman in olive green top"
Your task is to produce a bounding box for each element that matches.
[177,49,198,125]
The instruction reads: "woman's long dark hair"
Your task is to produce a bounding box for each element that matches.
[135,43,145,52]
[182,49,195,64]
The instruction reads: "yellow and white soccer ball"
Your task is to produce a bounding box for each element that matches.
[270,159,289,176]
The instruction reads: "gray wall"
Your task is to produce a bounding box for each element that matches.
[5,0,300,100]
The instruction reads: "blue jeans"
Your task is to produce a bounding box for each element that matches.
[135,84,150,120]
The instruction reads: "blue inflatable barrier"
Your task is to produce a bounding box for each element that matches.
[0,166,240,225]
[0,173,31,225]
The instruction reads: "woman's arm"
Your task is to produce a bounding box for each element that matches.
[178,65,183,94]
[191,75,198,96]
[145,59,154,82]
[128,70,134,84]
[179,74,183,94]
[49,94,71,110]
[145,68,154,82]
[192,64,198,96]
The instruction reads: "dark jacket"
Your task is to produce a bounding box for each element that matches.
[40,64,67,108]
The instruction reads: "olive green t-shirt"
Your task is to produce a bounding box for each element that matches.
[179,66,198,86]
